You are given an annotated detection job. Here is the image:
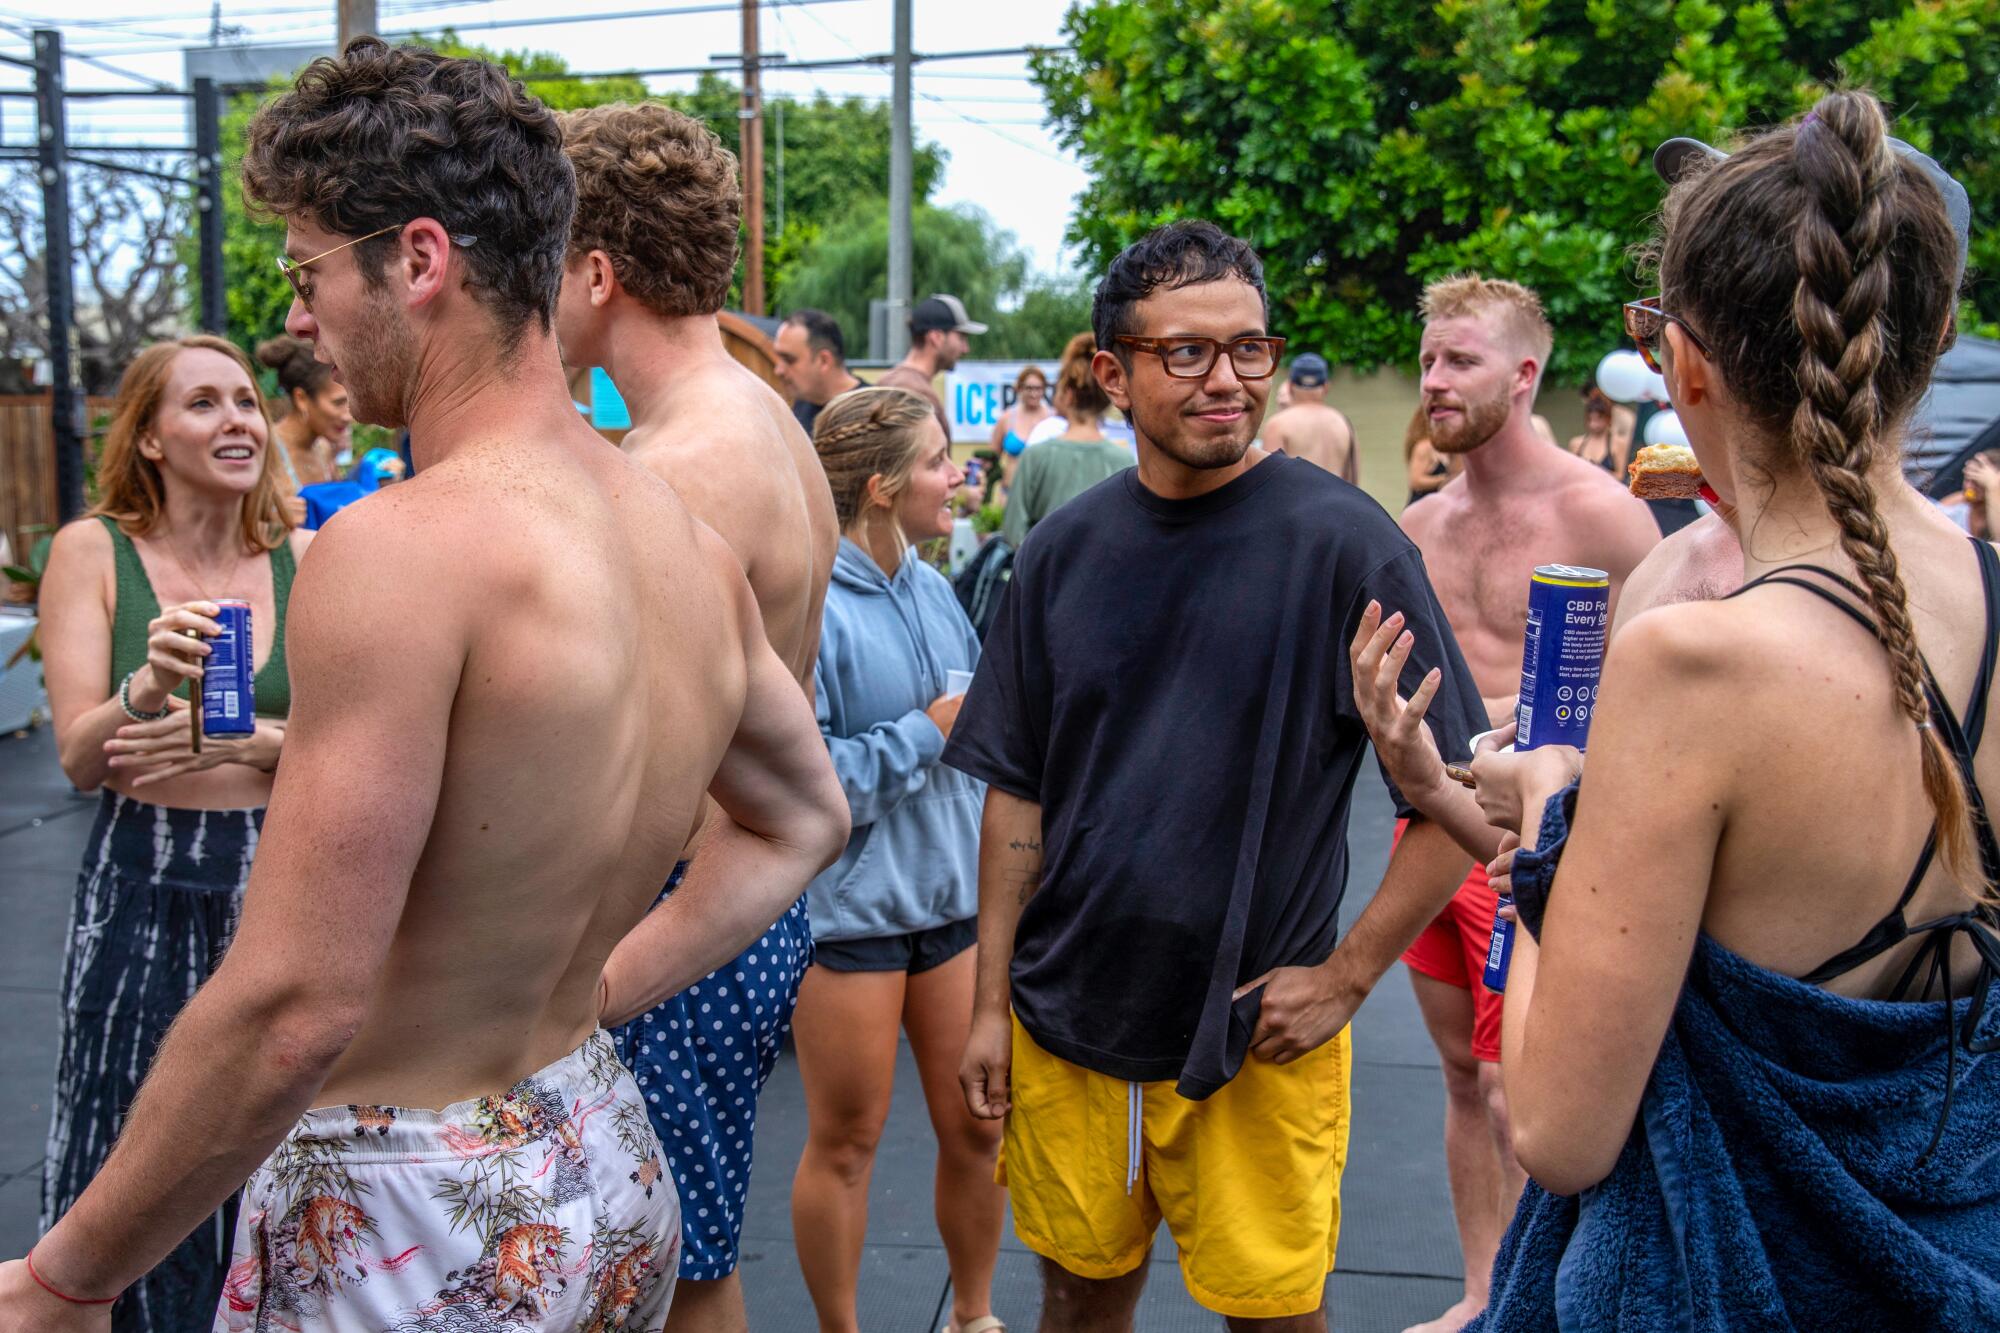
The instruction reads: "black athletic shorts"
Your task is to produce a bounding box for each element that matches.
[813,916,977,974]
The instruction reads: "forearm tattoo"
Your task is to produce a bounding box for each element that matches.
[1002,837,1044,905]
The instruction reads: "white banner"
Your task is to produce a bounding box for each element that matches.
[944,359,1054,442]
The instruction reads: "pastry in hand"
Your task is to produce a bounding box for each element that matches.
[1628,442,1703,499]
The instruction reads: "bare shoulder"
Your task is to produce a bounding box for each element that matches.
[1607,595,1792,718]
[39,517,113,620]
[287,484,443,599]
[47,515,112,572]
[286,525,316,562]
[1545,445,1634,503]
[1614,518,1696,625]
[286,475,507,629]
[636,381,792,488]
[1553,456,1658,545]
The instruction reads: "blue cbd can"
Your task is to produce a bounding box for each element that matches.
[1515,565,1610,752]
[1485,565,1609,993]
[200,599,256,737]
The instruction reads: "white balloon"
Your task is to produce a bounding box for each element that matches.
[1596,350,1650,404]
[1643,409,1689,447]
[1644,369,1671,403]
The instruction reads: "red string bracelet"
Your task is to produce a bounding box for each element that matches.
[25,1248,117,1306]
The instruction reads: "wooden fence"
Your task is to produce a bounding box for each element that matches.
[1,394,113,573]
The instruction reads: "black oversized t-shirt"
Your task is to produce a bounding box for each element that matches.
[942,452,1485,1099]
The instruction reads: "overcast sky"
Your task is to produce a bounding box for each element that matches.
[0,0,1091,277]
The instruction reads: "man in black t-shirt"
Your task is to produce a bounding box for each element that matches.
[944,220,1486,1327]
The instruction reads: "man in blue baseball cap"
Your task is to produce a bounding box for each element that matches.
[1261,351,1360,483]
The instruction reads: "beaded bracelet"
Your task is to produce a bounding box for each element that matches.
[25,1248,117,1306]
[119,670,172,722]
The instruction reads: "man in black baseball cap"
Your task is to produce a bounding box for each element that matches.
[1654,132,1971,280]
[879,293,988,441]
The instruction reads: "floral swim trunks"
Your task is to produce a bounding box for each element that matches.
[215,1030,679,1332]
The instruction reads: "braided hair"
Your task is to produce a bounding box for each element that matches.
[1658,90,1976,893]
[813,385,937,550]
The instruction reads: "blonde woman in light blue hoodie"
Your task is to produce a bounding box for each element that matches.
[792,387,1006,1333]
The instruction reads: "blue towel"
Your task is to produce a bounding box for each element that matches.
[1468,785,2000,1331]
[296,479,369,530]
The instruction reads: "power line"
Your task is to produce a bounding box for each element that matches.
[0,0,861,56]
[767,3,1062,164]
[526,45,1061,85]
[0,0,479,29]
[0,17,174,90]
[0,45,1072,101]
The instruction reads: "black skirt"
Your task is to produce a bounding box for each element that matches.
[41,790,261,1333]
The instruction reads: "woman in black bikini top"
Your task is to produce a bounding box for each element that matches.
[1459,91,1998,1328]
[1353,90,1998,1328]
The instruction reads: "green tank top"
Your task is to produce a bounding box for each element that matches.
[101,515,295,717]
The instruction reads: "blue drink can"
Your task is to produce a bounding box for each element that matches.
[200,599,255,737]
[1514,565,1610,752]
[1482,895,1516,993]
[1486,566,1608,992]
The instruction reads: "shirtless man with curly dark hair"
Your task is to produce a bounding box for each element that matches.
[0,40,848,1332]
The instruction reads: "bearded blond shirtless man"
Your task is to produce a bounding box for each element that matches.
[554,102,840,1333]
[1261,352,1358,483]
[0,44,848,1332]
[1391,276,1658,1333]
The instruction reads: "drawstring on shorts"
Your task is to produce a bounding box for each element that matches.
[1125,1081,1142,1195]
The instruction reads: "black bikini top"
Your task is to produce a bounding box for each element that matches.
[1725,540,2000,1159]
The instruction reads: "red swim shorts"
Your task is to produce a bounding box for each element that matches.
[1395,819,1504,1063]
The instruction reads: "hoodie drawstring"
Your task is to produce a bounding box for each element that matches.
[885,558,948,697]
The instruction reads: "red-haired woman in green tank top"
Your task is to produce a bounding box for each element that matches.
[33,335,313,1333]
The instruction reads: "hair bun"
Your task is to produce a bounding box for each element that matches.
[255,335,307,372]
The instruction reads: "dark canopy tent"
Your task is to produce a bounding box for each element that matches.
[1908,333,2000,498]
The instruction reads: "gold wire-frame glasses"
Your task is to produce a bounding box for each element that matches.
[276,223,478,310]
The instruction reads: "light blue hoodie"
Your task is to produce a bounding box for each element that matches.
[808,538,985,942]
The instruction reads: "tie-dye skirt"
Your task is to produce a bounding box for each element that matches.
[41,790,261,1333]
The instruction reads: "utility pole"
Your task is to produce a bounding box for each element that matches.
[886,0,912,361]
[34,29,83,523]
[194,78,226,335]
[337,0,378,49]
[739,0,765,315]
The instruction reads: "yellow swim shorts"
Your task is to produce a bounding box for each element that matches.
[999,1013,1352,1320]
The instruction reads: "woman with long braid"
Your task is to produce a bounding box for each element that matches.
[1352,91,1999,1327]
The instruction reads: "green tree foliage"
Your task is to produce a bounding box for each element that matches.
[650,73,947,305]
[987,273,1098,360]
[1033,0,2000,382]
[775,203,1093,360]
[204,37,947,355]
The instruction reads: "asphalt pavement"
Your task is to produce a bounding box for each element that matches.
[0,722,1466,1330]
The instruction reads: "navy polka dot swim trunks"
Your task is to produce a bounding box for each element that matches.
[611,863,813,1281]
